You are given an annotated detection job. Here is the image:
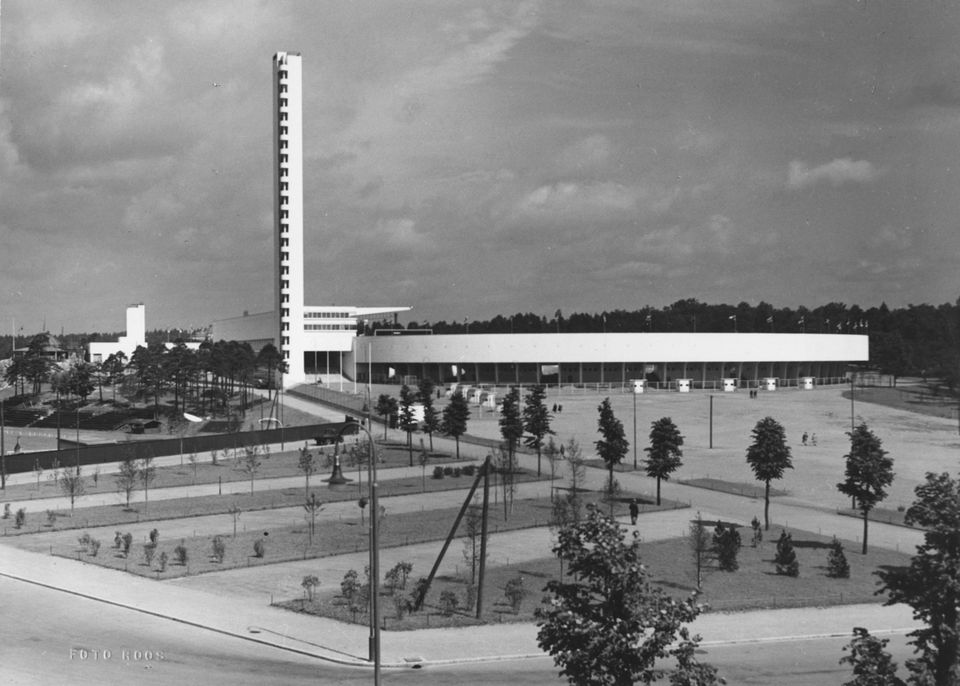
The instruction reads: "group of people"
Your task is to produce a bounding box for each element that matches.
[801,431,818,446]
[551,404,564,413]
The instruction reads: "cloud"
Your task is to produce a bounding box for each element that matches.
[554,134,613,175]
[787,158,880,190]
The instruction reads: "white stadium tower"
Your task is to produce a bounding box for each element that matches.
[213,52,868,391]
[213,51,410,387]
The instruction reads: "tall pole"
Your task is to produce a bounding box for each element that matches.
[709,395,714,449]
[341,406,381,684]
[76,405,80,475]
[632,385,637,469]
[1,393,6,490]
[476,455,491,619]
[850,375,855,432]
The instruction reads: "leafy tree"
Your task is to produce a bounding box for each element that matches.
[839,627,905,686]
[418,378,440,451]
[745,416,793,530]
[398,384,418,466]
[441,389,470,459]
[596,397,629,501]
[827,537,850,579]
[298,445,317,497]
[536,504,714,686]
[774,530,799,577]
[837,423,895,554]
[644,417,684,506]
[523,384,554,476]
[374,393,398,440]
[688,513,712,591]
[877,472,960,685]
[303,493,323,545]
[115,455,138,509]
[138,456,156,512]
[499,386,523,463]
[239,444,262,494]
[57,468,85,514]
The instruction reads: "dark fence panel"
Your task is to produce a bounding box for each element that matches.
[2,422,355,474]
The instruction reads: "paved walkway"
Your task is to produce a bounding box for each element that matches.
[0,388,929,671]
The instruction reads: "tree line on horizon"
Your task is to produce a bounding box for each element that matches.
[398,298,960,387]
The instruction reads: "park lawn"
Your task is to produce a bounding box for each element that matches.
[39,491,678,579]
[280,522,911,631]
[850,384,959,421]
[0,466,542,535]
[679,478,788,499]
[1,440,472,504]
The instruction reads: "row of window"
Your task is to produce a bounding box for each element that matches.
[304,324,356,331]
[304,311,351,319]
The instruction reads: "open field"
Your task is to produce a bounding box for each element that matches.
[435,383,960,513]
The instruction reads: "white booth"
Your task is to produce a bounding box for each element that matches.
[677,378,692,393]
[631,379,645,394]
[723,378,737,392]
[801,376,815,390]
[763,377,778,391]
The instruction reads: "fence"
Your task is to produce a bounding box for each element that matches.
[2,421,355,475]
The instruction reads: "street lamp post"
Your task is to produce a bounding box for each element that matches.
[335,419,380,684]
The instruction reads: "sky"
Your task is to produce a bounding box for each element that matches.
[2,1,960,335]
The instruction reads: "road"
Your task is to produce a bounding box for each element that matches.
[2,573,916,685]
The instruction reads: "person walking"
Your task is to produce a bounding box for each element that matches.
[629,499,639,525]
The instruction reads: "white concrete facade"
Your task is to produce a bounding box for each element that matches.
[88,304,147,363]
[273,51,306,384]
[347,332,869,387]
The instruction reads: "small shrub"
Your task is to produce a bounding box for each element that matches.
[301,574,319,602]
[158,551,168,572]
[774,530,799,577]
[211,535,226,563]
[122,532,133,557]
[78,532,92,551]
[113,531,123,549]
[341,569,360,602]
[174,541,188,566]
[463,583,477,612]
[89,539,101,557]
[149,528,159,545]
[432,466,444,479]
[393,593,412,619]
[750,516,762,548]
[14,507,26,529]
[443,466,454,476]
[461,464,476,477]
[143,543,156,567]
[439,590,459,616]
[453,467,462,478]
[2,503,10,519]
[46,510,57,526]
[504,575,526,614]
[826,537,850,579]
[253,539,265,558]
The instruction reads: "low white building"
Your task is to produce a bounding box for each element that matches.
[88,304,147,363]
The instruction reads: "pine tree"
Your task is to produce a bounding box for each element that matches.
[774,530,799,577]
[712,523,741,572]
[826,537,850,579]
